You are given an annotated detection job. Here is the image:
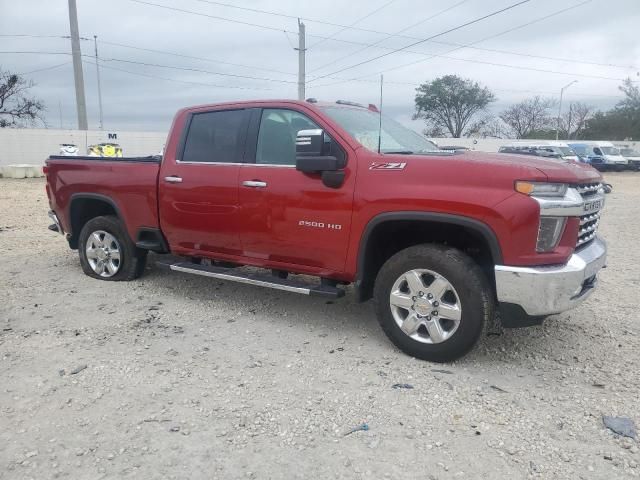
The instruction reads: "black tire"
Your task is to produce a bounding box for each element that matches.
[78,215,147,281]
[373,244,493,362]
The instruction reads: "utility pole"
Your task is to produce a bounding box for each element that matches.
[296,19,306,101]
[67,0,88,130]
[93,35,104,130]
[556,80,577,140]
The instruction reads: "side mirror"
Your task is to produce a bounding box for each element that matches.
[295,129,345,188]
[296,129,326,157]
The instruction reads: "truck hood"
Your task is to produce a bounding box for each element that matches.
[385,150,602,184]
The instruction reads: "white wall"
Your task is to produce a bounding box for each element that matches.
[0,128,167,166]
[1,128,638,167]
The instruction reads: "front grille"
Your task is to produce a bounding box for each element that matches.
[575,182,603,248]
[575,182,602,197]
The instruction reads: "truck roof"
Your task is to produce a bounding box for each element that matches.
[177,98,376,114]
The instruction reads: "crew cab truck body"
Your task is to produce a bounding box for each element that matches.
[45,99,607,362]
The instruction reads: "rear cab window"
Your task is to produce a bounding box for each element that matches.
[181,109,248,163]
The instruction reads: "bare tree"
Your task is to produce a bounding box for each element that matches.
[465,115,510,139]
[499,96,555,138]
[562,101,593,139]
[0,69,45,127]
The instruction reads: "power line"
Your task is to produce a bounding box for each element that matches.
[309,0,470,73]
[0,50,298,85]
[308,0,532,82]
[100,57,298,84]
[372,0,594,78]
[308,1,625,87]
[98,40,296,76]
[17,62,70,75]
[129,0,297,34]
[84,59,273,91]
[306,0,398,50]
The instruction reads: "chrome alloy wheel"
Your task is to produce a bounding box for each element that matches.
[85,230,121,278]
[389,269,462,344]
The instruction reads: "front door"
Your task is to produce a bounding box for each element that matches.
[238,108,354,273]
[158,108,249,257]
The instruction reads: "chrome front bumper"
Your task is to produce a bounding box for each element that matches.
[495,236,607,316]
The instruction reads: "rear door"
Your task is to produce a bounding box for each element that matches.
[158,108,249,257]
[237,107,355,273]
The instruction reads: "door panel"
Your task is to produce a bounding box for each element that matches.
[237,108,355,273]
[159,164,242,255]
[158,108,249,256]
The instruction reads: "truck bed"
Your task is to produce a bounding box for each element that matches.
[45,155,162,244]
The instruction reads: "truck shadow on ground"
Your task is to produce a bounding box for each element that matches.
[137,256,584,367]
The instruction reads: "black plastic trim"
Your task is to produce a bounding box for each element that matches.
[68,193,128,247]
[355,211,503,302]
[136,227,169,253]
[48,155,160,163]
[498,302,546,328]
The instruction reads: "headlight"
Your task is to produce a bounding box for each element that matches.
[515,181,568,197]
[536,217,566,252]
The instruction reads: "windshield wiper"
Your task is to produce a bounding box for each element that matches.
[382,150,414,154]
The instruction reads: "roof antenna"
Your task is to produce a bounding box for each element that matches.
[378,74,384,153]
[377,74,383,154]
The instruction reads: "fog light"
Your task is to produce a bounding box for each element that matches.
[537,217,566,252]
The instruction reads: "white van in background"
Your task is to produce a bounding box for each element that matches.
[579,141,628,171]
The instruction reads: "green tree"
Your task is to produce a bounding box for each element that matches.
[582,78,640,140]
[413,75,495,138]
[0,68,45,127]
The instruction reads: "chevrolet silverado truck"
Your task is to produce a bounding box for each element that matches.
[45,99,607,362]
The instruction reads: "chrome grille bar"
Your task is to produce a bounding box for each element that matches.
[574,182,604,249]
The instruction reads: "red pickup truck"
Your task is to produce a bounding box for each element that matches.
[45,99,607,362]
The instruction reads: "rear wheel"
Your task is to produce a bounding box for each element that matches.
[78,215,147,281]
[374,244,493,362]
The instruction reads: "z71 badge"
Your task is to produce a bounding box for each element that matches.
[369,162,407,170]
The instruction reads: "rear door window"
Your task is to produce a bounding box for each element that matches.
[182,109,248,163]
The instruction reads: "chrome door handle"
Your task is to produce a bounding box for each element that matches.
[242,180,267,188]
[164,176,183,183]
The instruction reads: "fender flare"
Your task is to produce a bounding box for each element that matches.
[355,211,503,301]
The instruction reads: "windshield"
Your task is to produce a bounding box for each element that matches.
[569,145,588,155]
[601,146,621,156]
[558,146,576,156]
[319,106,439,154]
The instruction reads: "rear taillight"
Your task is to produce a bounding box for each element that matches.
[42,166,49,174]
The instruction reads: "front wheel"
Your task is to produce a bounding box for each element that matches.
[373,244,493,362]
[78,215,147,281]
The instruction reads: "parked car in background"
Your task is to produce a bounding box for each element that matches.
[498,145,563,160]
[620,146,640,171]
[540,141,580,162]
[498,142,578,162]
[568,141,628,171]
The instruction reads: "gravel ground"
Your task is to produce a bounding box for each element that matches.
[1,174,639,480]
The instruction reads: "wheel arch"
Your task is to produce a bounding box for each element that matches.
[355,212,503,302]
[68,193,126,249]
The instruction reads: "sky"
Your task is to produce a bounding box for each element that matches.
[1,0,639,133]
